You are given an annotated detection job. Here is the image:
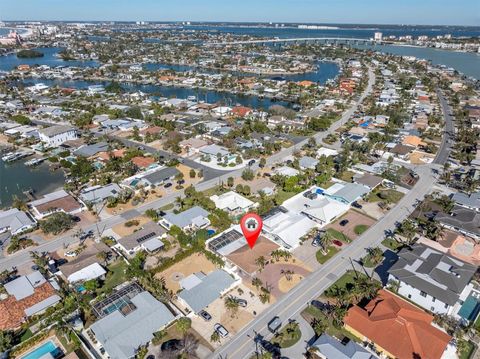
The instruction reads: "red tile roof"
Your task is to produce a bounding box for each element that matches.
[344,290,451,359]
[0,282,56,330]
[131,156,155,169]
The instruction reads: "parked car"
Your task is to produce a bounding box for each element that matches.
[332,240,343,247]
[164,182,173,188]
[233,297,247,307]
[268,316,282,333]
[65,251,77,258]
[177,179,185,185]
[161,339,182,352]
[312,236,321,247]
[248,159,256,166]
[339,219,349,226]
[352,201,362,209]
[199,310,212,321]
[214,323,229,338]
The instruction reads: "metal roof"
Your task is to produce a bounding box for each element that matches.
[90,291,175,359]
[178,270,235,313]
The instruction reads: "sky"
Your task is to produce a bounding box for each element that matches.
[1,0,479,26]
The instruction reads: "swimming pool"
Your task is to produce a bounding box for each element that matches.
[458,295,480,322]
[21,341,58,359]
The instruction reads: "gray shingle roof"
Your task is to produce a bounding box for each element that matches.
[163,206,209,229]
[0,208,36,234]
[142,167,180,186]
[452,192,480,211]
[389,244,476,305]
[73,142,109,157]
[39,125,75,137]
[90,291,175,359]
[312,334,376,359]
[80,184,122,203]
[178,270,235,313]
[435,205,480,238]
[117,222,166,251]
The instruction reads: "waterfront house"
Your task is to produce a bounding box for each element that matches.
[29,189,83,219]
[79,184,122,204]
[39,125,77,148]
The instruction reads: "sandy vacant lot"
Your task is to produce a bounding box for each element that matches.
[226,236,280,275]
[111,215,150,237]
[157,252,218,292]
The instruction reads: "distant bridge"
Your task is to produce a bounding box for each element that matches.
[206,37,378,47]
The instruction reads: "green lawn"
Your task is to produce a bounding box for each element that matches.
[316,246,340,264]
[326,228,352,243]
[274,190,298,205]
[97,260,128,295]
[271,322,301,348]
[367,189,404,203]
[324,271,370,297]
[159,203,175,211]
[381,237,404,251]
[362,254,380,268]
[339,171,355,182]
[301,305,360,342]
[458,340,475,359]
[354,224,369,235]
[19,329,33,342]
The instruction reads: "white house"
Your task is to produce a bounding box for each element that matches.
[210,191,257,215]
[38,125,77,147]
[388,244,476,318]
[0,208,37,235]
[159,206,210,232]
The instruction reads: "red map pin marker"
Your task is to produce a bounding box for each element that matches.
[240,213,263,249]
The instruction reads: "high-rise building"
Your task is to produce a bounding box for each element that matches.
[374,32,383,42]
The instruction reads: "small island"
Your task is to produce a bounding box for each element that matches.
[16,49,44,58]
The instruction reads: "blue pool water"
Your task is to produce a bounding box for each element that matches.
[207,229,216,236]
[458,295,480,322]
[21,341,58,359]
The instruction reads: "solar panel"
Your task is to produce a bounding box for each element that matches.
[208,229,242,252]
[136,232,157,244]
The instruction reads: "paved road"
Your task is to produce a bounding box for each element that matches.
[434,88,454,165]
[210,71,454,359]
[0,66,376,272]
[210,164,439,359]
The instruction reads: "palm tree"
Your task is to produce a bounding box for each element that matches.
[224,296,240,318]
[252,277,263,290]
[311,318,327,336]
[255,256,267,272]
[319,232,333,254]
[259,287,271,304]
[181,333,199,358]
[387,279,400,293]
[0,330,13,353]
[96,251,109,266]
[210,331,220,344]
